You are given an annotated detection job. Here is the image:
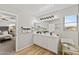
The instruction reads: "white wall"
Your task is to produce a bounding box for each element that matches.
[53,5,79,46]
[0,5,34,51]
[37,5,79,46]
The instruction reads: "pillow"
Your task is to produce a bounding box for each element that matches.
[3,31,8,34]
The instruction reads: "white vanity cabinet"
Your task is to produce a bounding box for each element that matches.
[47,37,59,53]
[33,34,59,54]
[33,34,48,49]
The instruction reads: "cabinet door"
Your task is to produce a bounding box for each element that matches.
[33,35,48,49]
[33,35,44,46]
[48,37,59,54]
[40,36,48,49]
[33,35,59,54]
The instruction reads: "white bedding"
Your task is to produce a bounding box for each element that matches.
[0,34,12,40]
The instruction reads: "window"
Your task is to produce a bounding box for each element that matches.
[64,15,77,31]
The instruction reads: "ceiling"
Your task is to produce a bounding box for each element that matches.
[0,4,48,15]
[34,4,75,16]
[0,4,75,16]
[0,4,75,26]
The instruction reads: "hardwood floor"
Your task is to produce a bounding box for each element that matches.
[16,44,55,55]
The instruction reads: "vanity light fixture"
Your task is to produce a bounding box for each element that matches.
[40,15,54,21]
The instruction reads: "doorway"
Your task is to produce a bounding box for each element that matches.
[0,10,17,55]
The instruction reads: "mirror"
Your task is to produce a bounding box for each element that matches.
[64,15,77,31]
[33,22,49,34]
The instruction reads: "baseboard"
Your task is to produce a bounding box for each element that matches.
[16,43,33,52]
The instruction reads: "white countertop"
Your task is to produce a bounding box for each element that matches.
[33,33,59,38]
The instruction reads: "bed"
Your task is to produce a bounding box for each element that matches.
[0,31,12,42]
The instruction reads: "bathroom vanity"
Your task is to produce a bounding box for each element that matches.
[33,34,59,54]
